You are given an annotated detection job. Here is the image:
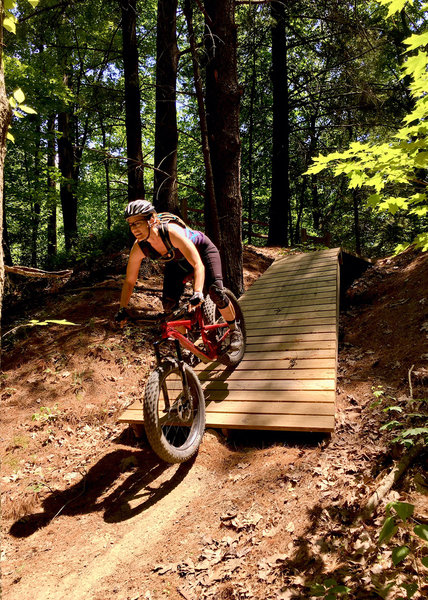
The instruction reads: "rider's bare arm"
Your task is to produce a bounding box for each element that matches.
[120,242,145,308]
[168,225,205,295]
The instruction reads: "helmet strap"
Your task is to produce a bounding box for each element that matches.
[140,217,154,242]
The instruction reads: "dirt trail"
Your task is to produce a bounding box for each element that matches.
[2,246,427,600]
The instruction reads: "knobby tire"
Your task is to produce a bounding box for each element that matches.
[143,361,205,463]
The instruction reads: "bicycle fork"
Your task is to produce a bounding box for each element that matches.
[154,339,193,420]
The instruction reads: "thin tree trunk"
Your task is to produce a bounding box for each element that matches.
[353,190,361,255]
[30,120,42,267]
[58,101,78,251]
[47,115,57,260]
[119,0,145,202]
[0,10,12,314]
[247,31,257,246]
[100,116,112,230]
[268,0,290,247]
[154,0,179,212]
[183,0,220,249]
[204,0,243,296]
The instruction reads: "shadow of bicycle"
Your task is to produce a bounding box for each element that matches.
[9,447,196,538]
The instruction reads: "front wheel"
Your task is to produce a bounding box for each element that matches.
[143,361,206,463]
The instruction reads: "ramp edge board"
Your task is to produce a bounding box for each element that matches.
[118,247,341,433]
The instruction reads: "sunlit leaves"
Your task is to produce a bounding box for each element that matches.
[305,0,428,252]
[377,0,414,18]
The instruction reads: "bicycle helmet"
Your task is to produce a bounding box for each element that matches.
[124,199,156,220]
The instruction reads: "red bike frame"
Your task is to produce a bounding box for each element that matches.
[160,307,229,364]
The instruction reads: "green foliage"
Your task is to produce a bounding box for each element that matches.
[377,501,428,599]
[306,0,428,253]
[309,579,350,599]
[371,386,428,448]
[31,404,60,423]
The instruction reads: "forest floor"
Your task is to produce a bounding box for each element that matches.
[1,245,427,600]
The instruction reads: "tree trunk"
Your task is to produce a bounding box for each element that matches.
[183,0,220,249]
[247,33,257,246]
[204,0,243,296]
[0,11,12,315]
[154,0,179,212]
[47,115,57,260]
[119,0,145,202]
[58,103,78,251]
[100,116,112,230]
[30,120,42,267]
[268,0,290,247]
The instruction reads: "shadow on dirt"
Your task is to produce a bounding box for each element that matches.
[9,448,196,539]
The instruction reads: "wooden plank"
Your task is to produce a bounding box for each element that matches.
[259,272,337,284]
[202,379,335,391]
[241,349,336,359]
[245,324,337,335]
[245,340,336,351]
[243,315,336,326]
[241,295,335,310]
[205,401,334,415]
[203,413,335,431]
[246,333,336,343]
[238,358,336,369]
[203,390,336,402]
[243,286,336,300]
[242,304,337,317]
[197,368,336,381]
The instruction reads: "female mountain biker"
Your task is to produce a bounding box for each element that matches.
[115,199,243,351]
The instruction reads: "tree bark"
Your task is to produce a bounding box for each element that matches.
[0,9,12,316]
[58,101,78,251]
[183,0,220,249]
[268,0,290,247]
[154,0,179,212]
[47,115,57,260]
[204,0,243,296]
[119,0,145,202]
[100,115,112,230]
[30,119,42,267]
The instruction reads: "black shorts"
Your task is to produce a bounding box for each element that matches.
[162,234,224,308]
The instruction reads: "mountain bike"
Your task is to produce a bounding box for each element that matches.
[142,289,246,464]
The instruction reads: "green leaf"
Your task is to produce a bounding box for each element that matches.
[390,502,414,522]
[19,105,37,115]
[309,583,325,596]
[401,582,418,599]
[4,0,15,9]
[6,131,15,142]
[392,545,410,566]
[421,556,428,568]
[324,579,338,588]
[404,31,428,51]
[379,516,398,544]
[414,524,428,542]
[13,88,25,104]
[27,0,40,6]
[3,17,16,33]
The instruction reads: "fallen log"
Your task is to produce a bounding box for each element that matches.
[5,265,72,279]
[358,441,425,522]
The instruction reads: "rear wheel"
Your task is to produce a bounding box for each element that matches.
[205,289,246,367]
[143,361,205,463]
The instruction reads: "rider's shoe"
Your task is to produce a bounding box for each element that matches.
[229,326,243,352]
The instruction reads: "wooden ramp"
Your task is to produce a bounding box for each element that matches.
[119,248,342,433]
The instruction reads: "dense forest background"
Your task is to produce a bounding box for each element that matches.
[2,0,427,285]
